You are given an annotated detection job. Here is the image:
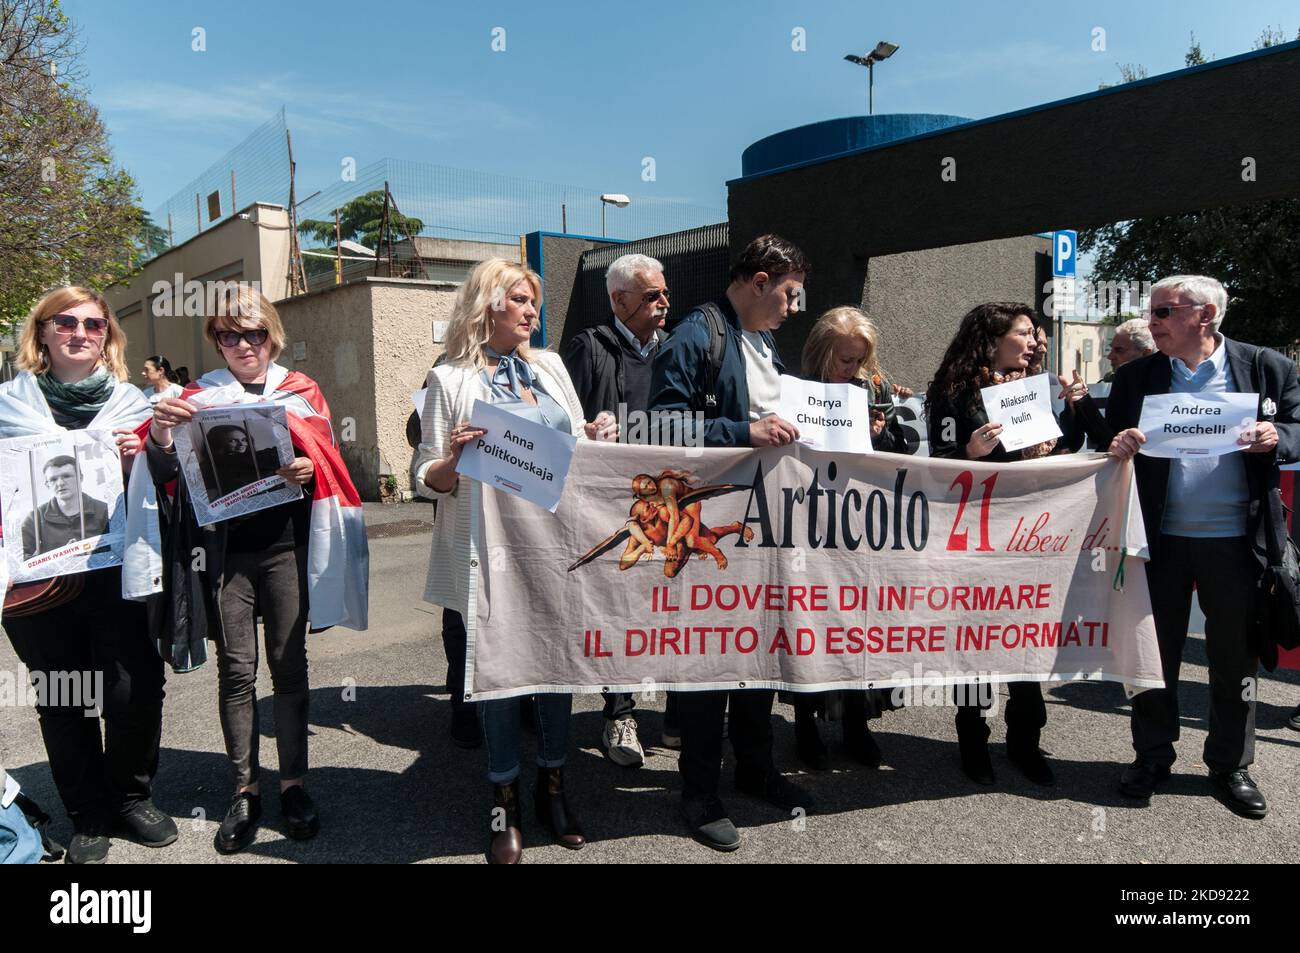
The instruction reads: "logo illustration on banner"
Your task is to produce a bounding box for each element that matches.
[568,469,752,577]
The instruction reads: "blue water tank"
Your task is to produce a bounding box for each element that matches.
[741,114,972,177]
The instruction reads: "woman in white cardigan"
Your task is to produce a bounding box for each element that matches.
[413,258,616,864]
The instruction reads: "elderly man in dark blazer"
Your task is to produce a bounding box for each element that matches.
[1107,274,1300,819]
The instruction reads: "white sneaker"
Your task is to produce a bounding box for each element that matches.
[600,716,646,767]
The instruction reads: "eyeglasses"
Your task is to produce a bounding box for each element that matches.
[43,314,108,337]
[215,328,269,348]
[623,288,670,304]
[1147,304,1204,321]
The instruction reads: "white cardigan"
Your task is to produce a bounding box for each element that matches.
[412,350,588,618]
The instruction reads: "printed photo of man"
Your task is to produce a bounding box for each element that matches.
[19,454,109,560]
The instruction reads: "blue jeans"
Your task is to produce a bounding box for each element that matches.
[481,694,572,784]
[0,799,42,865]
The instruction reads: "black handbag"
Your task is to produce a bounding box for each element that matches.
[1257,486,1300,652]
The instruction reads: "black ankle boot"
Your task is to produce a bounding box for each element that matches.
[794,703,830,770]
[488,779,523,864]
[534,767,585,850]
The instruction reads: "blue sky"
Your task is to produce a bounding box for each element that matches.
[66,0,1298,217]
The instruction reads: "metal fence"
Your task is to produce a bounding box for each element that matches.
[150,109,290,249]
[562,222,731,348]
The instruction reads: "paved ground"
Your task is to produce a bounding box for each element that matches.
[3,501,1299,864]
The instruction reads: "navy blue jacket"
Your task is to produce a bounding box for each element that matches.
[648,295,784,447]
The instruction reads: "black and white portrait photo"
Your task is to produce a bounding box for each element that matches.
[0,430,125,583]
[173,402,300,526]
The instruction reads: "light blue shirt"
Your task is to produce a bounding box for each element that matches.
[612,317,659,360]
[1161,334,1251,537]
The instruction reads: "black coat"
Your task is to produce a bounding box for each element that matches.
[1103,338,1300,563]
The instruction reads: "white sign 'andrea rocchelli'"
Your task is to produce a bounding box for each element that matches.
[1136,392,1259,458]
[456,399,576,513]
[777,375,874,454]
[979,373,1063,453]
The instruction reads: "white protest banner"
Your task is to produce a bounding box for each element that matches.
[464,444,1163,701]
[777,375,873,454]
[173,403,301,526]
[1137,392,1258,458]
[981,373,1063,452]
[456,399,576,512]
[0,429,126,583]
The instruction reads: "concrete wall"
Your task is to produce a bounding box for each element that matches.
[107,202,291,382]
[1061,320,1114,384]
[276,277,459,500]
[532,234,618,348]
[861,235,1050,391]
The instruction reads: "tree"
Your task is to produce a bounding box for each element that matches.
[1081,30,1300,346]
[298,190,424,249]
[0,0,142,327]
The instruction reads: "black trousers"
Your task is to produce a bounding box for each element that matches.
[955,682,1046,752]
[677,689,774,797]
[602,692,635,720]
[1136,535,1258,772]
[3,568,164,820]
[441,607,477,721]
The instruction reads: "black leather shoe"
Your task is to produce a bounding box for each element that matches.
[681,792,740,852]
[1288,704,1300,732]
[215,792,261,854]
[280,786,320,840]
[845,725,883,768]
[736,770,815,814]
[534,767,585,850]
[1209,770,1267,819]
[1008,747,1055,786]
[489,780,523,864]
[795,709,831,770]
[959,743,995,785]
[1119,759,1171,801]
[115,799,178,847]
[66,814,110,865]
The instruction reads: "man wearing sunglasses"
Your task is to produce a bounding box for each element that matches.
[562,253,671,768]
[1106,274,1300,820]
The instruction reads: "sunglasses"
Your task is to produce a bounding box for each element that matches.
[43,314,108,337]
[1147,304,1204,320]
[628,288,669,304]
[215,328,270,348]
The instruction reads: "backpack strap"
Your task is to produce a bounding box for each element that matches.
[695,301,729,418]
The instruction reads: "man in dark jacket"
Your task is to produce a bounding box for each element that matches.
[1106,274,1300,819]
[647,233,811,852]
[562,253,670,767]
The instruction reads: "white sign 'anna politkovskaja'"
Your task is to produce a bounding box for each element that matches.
[980,373,1063,453]
[1137,392,1259,458]
[456,399,576,513]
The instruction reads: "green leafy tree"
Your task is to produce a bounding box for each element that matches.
[0,0,142,327]
[298,190,424,249]
[1081,29,1300,346]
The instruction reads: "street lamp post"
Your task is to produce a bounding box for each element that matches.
[844,41,900,115]
[600,193,630,238]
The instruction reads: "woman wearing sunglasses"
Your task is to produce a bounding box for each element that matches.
[412,258,617,864]
[146,285,368,855]
[0,287,173,864]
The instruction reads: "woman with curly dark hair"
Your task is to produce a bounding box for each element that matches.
[924,302,1091,788]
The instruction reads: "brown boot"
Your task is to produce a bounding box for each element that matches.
[488,780,523,864]
[534,767,585,850]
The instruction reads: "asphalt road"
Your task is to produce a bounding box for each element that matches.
[3,501,1298,864]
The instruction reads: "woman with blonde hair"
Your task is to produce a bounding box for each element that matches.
[147,283,368,855]
[0,286,173,864]
[413,258,616,864]
[789,306,914,770]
